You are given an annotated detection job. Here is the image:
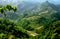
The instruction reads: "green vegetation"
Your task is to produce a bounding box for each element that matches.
[0,1,60,39]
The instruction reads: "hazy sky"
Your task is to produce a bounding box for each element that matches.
[49,0,60,4]
[0,0,60,4]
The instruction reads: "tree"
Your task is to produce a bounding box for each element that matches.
[0,4,17,18]
[0,4,17,39]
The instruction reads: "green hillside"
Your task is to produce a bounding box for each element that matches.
[0,1,60,39]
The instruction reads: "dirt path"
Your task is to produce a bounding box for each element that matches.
[27,31,38,37]
[35,26,43,30]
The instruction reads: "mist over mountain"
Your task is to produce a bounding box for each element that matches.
[16,1,60,14]
[0,0,60,19]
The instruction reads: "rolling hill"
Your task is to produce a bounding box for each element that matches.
[0,1,60,39]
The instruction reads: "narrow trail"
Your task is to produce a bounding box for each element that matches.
[27,31,38,37]
[35,26,43,30]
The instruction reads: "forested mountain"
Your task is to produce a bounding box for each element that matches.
[12,1,60,20]
[0,0,60,39]
[18,1,57,30]
[17,1,60,39]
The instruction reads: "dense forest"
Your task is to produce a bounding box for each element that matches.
[0,0,60,39]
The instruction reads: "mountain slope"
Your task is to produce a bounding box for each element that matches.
[18,1,58,30]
